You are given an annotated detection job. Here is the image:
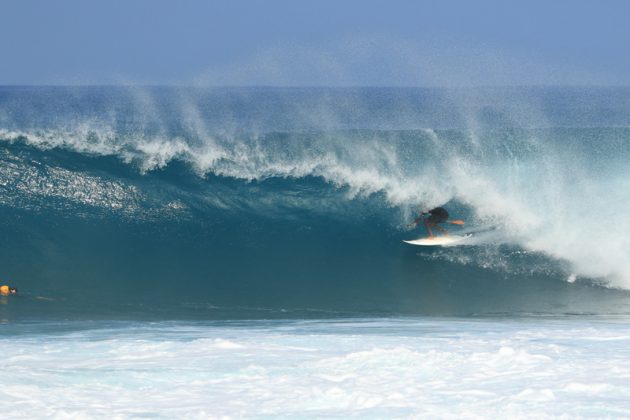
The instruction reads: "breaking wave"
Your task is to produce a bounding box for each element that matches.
[1,86,630,319]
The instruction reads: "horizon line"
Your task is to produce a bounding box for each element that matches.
[1,84,630,89]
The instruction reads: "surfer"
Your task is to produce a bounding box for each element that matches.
[0,285,17,296]
[409,207,463,238]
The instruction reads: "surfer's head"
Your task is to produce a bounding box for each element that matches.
[0,285,17,295]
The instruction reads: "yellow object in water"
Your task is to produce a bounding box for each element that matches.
[0,285,9,295]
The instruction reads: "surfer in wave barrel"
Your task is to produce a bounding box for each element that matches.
[408,207,464,239]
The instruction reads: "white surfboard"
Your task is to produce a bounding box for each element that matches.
[403,234,471,246]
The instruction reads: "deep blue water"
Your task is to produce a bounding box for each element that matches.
[1,86,630,321]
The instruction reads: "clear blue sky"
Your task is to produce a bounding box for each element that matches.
[1,0,629,86]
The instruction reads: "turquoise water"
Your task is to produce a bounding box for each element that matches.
[1,86,630,416]
[1,87,630,319]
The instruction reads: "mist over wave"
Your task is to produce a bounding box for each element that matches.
[1,86,630,319]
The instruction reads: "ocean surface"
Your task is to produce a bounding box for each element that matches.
[1,86,630,417]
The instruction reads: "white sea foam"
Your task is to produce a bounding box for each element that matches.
[1,318,630,418]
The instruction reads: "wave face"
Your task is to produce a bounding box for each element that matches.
[1,86,630,319]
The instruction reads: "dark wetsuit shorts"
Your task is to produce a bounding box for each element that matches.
[427,207,449,224]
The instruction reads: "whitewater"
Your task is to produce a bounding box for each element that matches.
[1,86,630,417]
[3,318,630,418]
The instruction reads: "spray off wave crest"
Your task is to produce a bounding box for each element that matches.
[1,87,630,290]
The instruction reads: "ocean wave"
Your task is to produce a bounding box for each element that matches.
[1,87,630,293]
[1,123,630,288]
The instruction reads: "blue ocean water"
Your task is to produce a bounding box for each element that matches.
[1,86,630,319]
[1,86,630,416]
